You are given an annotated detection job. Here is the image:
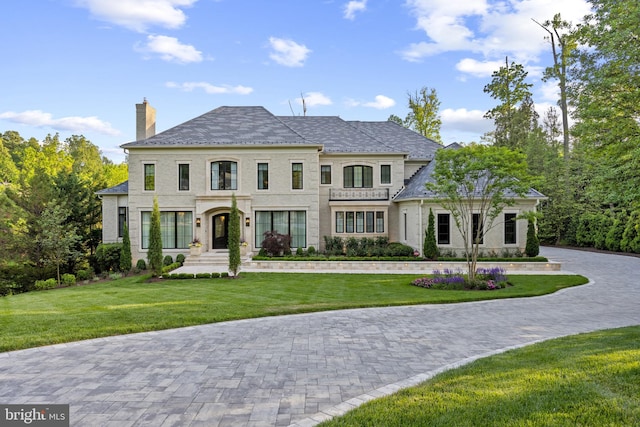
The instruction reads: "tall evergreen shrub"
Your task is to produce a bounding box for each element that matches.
[120,223,132,273]
[525,218,540,257]
[228,193,241,276]
[148,197,163,276]
[423,208,438,259]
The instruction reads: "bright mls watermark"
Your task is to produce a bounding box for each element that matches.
[1,405,69,426]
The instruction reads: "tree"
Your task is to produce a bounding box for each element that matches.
[38,201,80,285]
[147,197,163,277]
[228,193,241,277]
[426,144,530,281]
[120,223,132,273]
[568,0,640,209]
[483,58,533,149]
[423,208,438,259]
[404,87,442,142]
[533,14,575,160]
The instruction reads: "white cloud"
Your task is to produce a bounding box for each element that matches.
[268,37,311,67]
[298,92,332,107]
[142,35,202,63]
[401,0,591,64]
[0,110,120,136]
[76,0,197,32]
[455,58,504,78]
[440,108,492,134]
[166,81,253,95]
[345,95,396,110]
[344,0,367,20]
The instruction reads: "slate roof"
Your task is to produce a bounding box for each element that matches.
[96,181,128,195]
[122,106,308,148]
[348,121,441,160]
[277,116,402,155]
[393,159,546,201]
[121,106,440,159]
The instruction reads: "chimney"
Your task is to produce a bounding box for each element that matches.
[136,98,156,140]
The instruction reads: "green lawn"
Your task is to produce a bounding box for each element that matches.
[320,326,640,426]
[0,273,587,352]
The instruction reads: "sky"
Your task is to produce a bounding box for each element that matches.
[1,0,592,163]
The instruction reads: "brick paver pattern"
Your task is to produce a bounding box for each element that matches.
[0,247,638,426]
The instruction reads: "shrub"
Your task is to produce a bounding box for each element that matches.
[34,278,58,291]
[385,242,414,257]
[163,255,174,266]
[176,254,186,265]
[295,247,304,256]
[76,269,93,281]
[525,219,540,257]
[120,223,132,272]
[307,246,316,255]
[162,262,181,274]
[220,272,229,278]
[108,272,123,280]
[211,272,221,278]
[621,210,640,253]
[61,273,76,287]
[261,231,291,257]
[195,273,212,279]
[424,208,438,259]
[95,243,122,273]
[605,213,627,252]
[136,259,147,271]
[323,236,344,255]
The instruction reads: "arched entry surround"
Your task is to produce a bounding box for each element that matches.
[205,208,247,251]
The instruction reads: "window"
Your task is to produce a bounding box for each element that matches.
[292,163,303,189]
[437,213,450,244]
[344,165,373,188]
[144,164,155,191]
[472,213,484,244]
[321,165,332,185]
[504,213,517,244]
[365,211,374,233]
[257,163,269,190]
[211,161,237,190]
[336,212,344,233]
[376,212,385,233]
[255,211,306,248]
[178,164,190,191]
[118,207,127,238]
[380,165,391,184]
[141,211,192,249]
[334,211,385,234]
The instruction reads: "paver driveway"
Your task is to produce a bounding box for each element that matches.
[1,247,639,426]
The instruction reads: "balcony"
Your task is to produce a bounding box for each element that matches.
[329,188,389,201]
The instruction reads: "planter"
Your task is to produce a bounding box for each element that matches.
[190,246,202,256]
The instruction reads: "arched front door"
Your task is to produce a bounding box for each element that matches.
[212,213,229,249]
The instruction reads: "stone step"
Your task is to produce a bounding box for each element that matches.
[183,251,252,266]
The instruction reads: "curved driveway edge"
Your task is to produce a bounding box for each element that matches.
[0,247,638,427]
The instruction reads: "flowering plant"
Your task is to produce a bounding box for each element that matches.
[240,238,248,247]
[189,238,202,247]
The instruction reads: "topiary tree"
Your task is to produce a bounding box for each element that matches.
[120,223,132,273]
[525,217,540,257]
[423,208,438,259]
[228,193,241,277]
[147,196,163,277]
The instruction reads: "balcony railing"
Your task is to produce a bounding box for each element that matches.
[329,188,389,201]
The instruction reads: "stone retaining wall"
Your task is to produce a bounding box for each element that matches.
[246,260,562,273]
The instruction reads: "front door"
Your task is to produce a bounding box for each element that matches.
[212,213,229,249]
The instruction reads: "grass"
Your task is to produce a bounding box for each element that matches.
[319,326,640,426]
[0,273,587,352]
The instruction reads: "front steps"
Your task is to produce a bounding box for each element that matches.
[182,250,252,268]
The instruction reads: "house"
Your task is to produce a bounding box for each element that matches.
[98,101,544,262]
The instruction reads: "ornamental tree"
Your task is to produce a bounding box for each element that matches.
[147,196,163,277]
[423,208,438,260]
[426,144,531,281]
